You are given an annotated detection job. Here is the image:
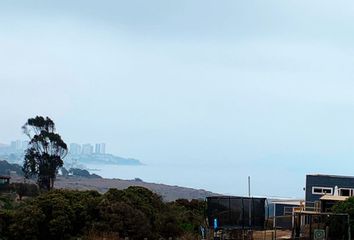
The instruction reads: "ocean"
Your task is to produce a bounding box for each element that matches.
[84,163,305,198]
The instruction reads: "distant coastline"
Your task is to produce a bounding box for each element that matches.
[0,141,144,167]
[66,153,143,166]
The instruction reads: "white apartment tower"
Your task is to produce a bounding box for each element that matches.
[95,143,106,154]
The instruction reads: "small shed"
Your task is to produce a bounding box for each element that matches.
[268,200,302,217]
[268,199,302,229]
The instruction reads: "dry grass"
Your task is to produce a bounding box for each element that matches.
[178,233,200,240]
[253,230,292,239]
[83,230,120,240]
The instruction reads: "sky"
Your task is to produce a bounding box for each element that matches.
[2,0,354,197]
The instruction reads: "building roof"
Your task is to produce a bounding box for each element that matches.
[320,195,349,201]
[307,174,354,179]
[271,200,302,206]
[0,175,11,179]
[293,210,349,216]
[206,196,266,200]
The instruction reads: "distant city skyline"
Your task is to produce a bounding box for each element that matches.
[0,140,107,155]
[10,140,28,151]
[70,142,107,155]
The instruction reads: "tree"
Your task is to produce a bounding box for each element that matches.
[22,116,68,191]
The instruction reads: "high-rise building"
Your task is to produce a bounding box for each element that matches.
[82,144,93,155]
[95,143,106,154]
[100,143,106,154]
[95,144,100,154]
[70,143,82,155]
[10,140,24,152]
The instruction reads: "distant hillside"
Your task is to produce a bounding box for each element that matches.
[0,143,8,148]
[2,160,219,201]
[9,175,220,201]
[0,160,23,176]
[0,160,103,179]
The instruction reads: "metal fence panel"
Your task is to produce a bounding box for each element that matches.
[206,196,266,230]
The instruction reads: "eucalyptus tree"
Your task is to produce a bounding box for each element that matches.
[22,116,67,190]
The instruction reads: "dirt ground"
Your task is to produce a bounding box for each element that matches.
[253,230,292,239]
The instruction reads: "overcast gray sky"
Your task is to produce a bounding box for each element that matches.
[2,0,354,197]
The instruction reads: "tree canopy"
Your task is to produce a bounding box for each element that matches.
[22,116,68,191]
[0,187,206,240]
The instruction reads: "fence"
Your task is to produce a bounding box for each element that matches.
[292,211,350,240]
[206,196,266,230]
[206,212,350,240]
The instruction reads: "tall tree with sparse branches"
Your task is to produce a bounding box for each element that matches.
[22,116,68,191]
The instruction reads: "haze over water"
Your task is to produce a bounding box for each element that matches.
[2,1,354,198]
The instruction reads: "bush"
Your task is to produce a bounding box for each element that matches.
[10,182,39,200]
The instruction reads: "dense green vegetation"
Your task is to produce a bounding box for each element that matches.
[331,197,354,237]
[0,186,205,240]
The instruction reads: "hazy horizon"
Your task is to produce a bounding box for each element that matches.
[2,0,354,198]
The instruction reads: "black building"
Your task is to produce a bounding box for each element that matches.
[206,196,266,230]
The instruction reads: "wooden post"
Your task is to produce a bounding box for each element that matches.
[348,214,351,240]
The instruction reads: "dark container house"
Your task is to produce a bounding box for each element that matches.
[305,174,354,203]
